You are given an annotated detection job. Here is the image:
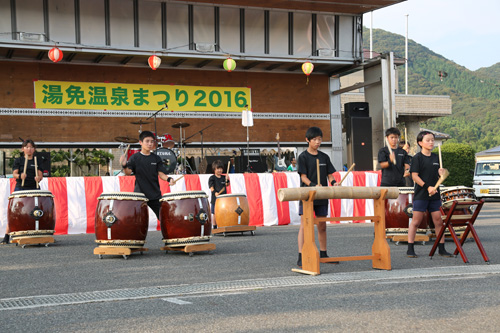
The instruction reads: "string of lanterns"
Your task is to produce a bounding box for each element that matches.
[47,46,314,80]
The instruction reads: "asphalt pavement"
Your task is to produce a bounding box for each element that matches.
[1,201,500,332]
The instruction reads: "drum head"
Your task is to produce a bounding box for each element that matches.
[218,193,247,198]
[161,190,208,201]
[156,148,177,174]
[98,192,148,201]
[9,190,54,199]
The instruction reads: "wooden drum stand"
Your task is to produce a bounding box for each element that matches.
[278,186,399,276]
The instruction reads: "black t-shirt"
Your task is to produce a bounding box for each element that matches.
[13,156,43,190]
[410,152,441,201]
[297,150,336,206]
[125,152,168,200]
[208,175,228,203]
[378,146,410,187]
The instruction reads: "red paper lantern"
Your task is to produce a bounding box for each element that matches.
[48,47,63,63]
[148,55,161,70]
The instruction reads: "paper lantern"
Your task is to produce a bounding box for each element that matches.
[223,57,236,72]
[48,47,63,63]
[148,55,161,70]
[302,61,314,84]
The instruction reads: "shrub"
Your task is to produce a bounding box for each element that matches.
[433,142,475,187]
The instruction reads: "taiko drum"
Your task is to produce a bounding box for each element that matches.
[214,194,250,227]
[95,192,149,248]
[160,191,211,247]
[385,187,429,237]
[7,190,56,240]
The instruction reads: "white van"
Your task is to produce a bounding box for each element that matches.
[473,147,500,199]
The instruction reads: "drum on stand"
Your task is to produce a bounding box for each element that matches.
[94,192,149,248]
[385,187,429,239]
[7,190,56,241]
[215,194,250,227]
[159,191,211,247]
[157,133,176,149]
[440,186,477,209]
[437,186,477,237]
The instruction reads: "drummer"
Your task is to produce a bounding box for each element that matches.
[2,139,43,244]
[208,160,229,229]
[120,131,174,219]
[378,128,411,187]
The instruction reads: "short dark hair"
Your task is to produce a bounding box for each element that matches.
[416,131,434,148]
[212,160,224,171]
[385,127,401,137]
[305,127,323,140]
[21,139,36,148]
[139,131,155,142]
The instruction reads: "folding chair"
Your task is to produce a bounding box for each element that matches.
[429,200,489,264]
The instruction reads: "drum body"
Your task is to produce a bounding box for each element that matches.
[7,190,56,240]
[156,148,177,174]
[214,194,250,227]
[440,186,477,208]
[160,191,211,247]
[95,192,149,248]
[385,187,428,236]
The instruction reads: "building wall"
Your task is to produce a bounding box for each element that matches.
[0,61,331,144]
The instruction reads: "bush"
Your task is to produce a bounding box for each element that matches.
[433,142,475,187]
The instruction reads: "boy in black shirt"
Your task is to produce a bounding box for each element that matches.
[208,160,229,229]
[407,131,451,258]
[378,127,410,187]
[120,131,174,219]
[296,127,337,267]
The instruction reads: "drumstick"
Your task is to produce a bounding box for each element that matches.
[124,144,130,157]
[339,163,355,186]
[316,159,320,186]
[172,174,184,185]
[430,169,449,196]
[34,156,39,189]
[438,144,443,169]
[385,137,395,164]
[21,155,28,187]
[405,128,408,146]
[226,161,231,181]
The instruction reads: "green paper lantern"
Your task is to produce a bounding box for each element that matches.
[223,57,236,72]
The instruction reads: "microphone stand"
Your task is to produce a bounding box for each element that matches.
[146,103,167,154]
[183,124,214,161]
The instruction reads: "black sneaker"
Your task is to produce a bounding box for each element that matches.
[438,244,453,257]
[297,253,302,267]
[1,234,9,245]
[212,225,218,230]
[406,249,418,258]
[320,251,339,264]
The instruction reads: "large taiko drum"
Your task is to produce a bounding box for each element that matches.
[7,190,56,241]
[160,191,211,247]
[440,186,477,208]
[385,187,429,237]
[95,192,149,248]
[214,194,250,227]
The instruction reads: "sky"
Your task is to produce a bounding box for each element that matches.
[363,0,500,71]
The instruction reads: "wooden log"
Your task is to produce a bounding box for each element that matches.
[278,186,399,202]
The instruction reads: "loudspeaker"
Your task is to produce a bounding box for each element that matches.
[238,154,267,173]
[346,117,373,171]
[345,102,369,118]
[36,152,51,177]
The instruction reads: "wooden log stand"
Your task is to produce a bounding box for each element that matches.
[278,186,398,276]
[11,236,55,248]
[212,225,256,237]
[93,246,148,260]
[161,243,216,257]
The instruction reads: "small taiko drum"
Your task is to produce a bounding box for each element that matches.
[95,192,149,248]
[385,187,429,237]
[160,191,211,247]
[440,186,477,208]
[7,190,56,241]
[214,194,250,227]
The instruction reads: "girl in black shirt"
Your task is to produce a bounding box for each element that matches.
[407,131,451,258]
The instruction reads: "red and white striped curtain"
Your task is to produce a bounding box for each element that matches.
[0,171,381,235]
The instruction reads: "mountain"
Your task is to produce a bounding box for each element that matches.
[363,28,500,151]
